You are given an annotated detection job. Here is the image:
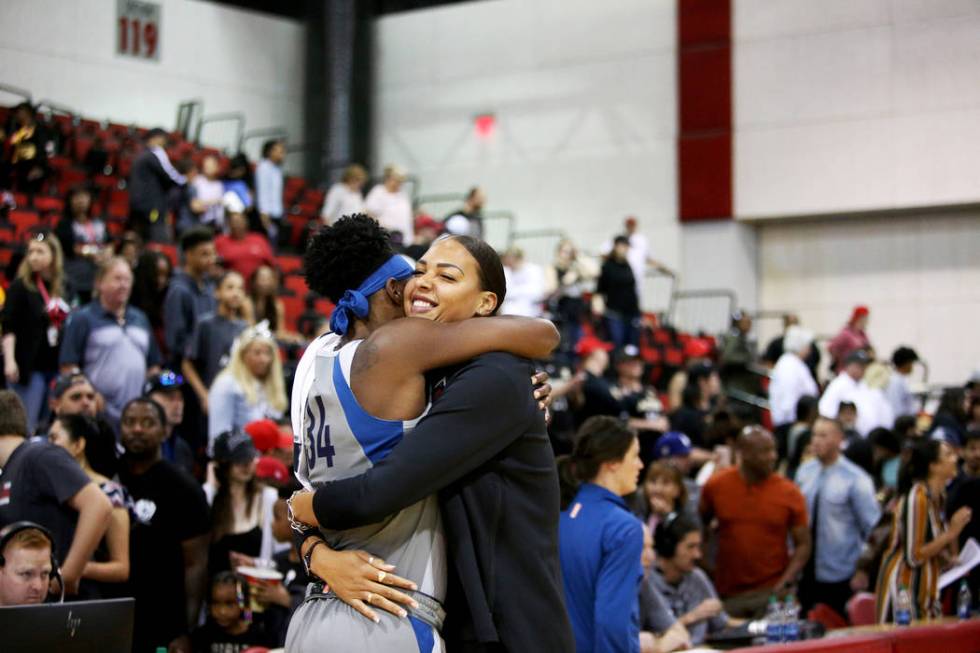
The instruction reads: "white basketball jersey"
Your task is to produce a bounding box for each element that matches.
[291,333,446,600]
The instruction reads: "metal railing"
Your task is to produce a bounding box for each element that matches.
[509,227,565,268]
[35,100,77,122]
[414,192,463,217]
[241,127,290,157]
[726,387,770,411]
[194,111,245,152]
[667,288,737,335]
[483,210,517,250]
[175,99,203,141]
[641,269,677,321]
[0,83,32,105]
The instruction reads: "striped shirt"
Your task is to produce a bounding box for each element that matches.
[875,482,947,622]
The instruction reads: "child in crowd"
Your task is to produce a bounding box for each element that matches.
[183,270,248,413]
[192,571,275,653]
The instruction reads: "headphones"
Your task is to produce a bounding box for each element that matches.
[0,521,64,603]
[653,512,681,559]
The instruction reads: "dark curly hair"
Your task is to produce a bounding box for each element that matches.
[303,214,395,302]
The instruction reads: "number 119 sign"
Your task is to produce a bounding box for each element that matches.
[117,0,160,61]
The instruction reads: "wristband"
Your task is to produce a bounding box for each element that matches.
[303,539,326,581]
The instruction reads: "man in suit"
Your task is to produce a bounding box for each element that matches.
[128,128,186,242]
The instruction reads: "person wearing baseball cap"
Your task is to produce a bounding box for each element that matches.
[651,431,702,513]
[244,418,294,471]
[828,305,872,373]
[403,213,443,261]
[244,418,292,453]
[144,370,196,478]
[48,372,99,421]
[206,430,285,574]
[654,431,693,463]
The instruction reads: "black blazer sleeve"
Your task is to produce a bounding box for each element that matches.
[312,353,534,530]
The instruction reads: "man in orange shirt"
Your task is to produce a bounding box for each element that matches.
[699,426,811,618]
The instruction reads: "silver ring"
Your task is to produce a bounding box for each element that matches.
[378,571,387,583]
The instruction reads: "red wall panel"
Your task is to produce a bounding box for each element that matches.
[678,0,732,222]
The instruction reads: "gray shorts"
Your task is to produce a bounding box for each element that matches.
[285,594,446,653]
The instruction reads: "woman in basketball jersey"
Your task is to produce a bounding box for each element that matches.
[286,215,557,652]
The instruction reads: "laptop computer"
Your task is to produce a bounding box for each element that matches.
[0,597,134,653]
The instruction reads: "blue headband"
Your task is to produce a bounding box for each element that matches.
[329,255,414,335]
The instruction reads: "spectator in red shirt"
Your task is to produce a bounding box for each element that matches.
[827,306,871,372]
[699,425,811,619]
[214,195,275,284]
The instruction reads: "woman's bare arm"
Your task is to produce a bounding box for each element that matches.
[82,507,130,583]
[366,316,559,375]
[351,316,559,419]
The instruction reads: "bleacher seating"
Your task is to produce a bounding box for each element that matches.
[1,101,333,333]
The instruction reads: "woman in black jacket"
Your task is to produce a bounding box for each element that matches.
[1,231,70,432]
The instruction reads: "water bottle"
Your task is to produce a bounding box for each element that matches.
[894,585,912,626]
[958,580,972,620]
[782,594,801,642]
[765,595,783,644]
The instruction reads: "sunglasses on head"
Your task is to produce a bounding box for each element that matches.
[156,371,184,387]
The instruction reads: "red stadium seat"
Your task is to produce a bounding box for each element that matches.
[73,135,95,162]
[48,155,71,172]
[93,174,118,191]
[845,593,876,627]
[148,243,178,267]
[109,188,129,205]
[107,122,131,139]
[78,118,100,134]
[285,214,309,248]
[107,202,129,220]
[9,210,40,236]
[106,219,126,238]
[116,155,133,178]
[12,192,28,208]
[314,298,334,319]
[281,295,304,332]
[297,200,320,216]
[59,167,88,187]
[276,255,303,276]
[283,274,308,297]
[303,188,326,206]
[33,196,64,214]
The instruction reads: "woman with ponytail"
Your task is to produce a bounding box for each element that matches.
[559,415,646,652]
[875,438,972,622]
[48,412,130,597]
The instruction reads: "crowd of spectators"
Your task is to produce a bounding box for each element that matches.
[1,101,979,653]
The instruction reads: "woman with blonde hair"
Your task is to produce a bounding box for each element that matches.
[1,231,70,432]
[207,321,287,448]
[320,163,367,225]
